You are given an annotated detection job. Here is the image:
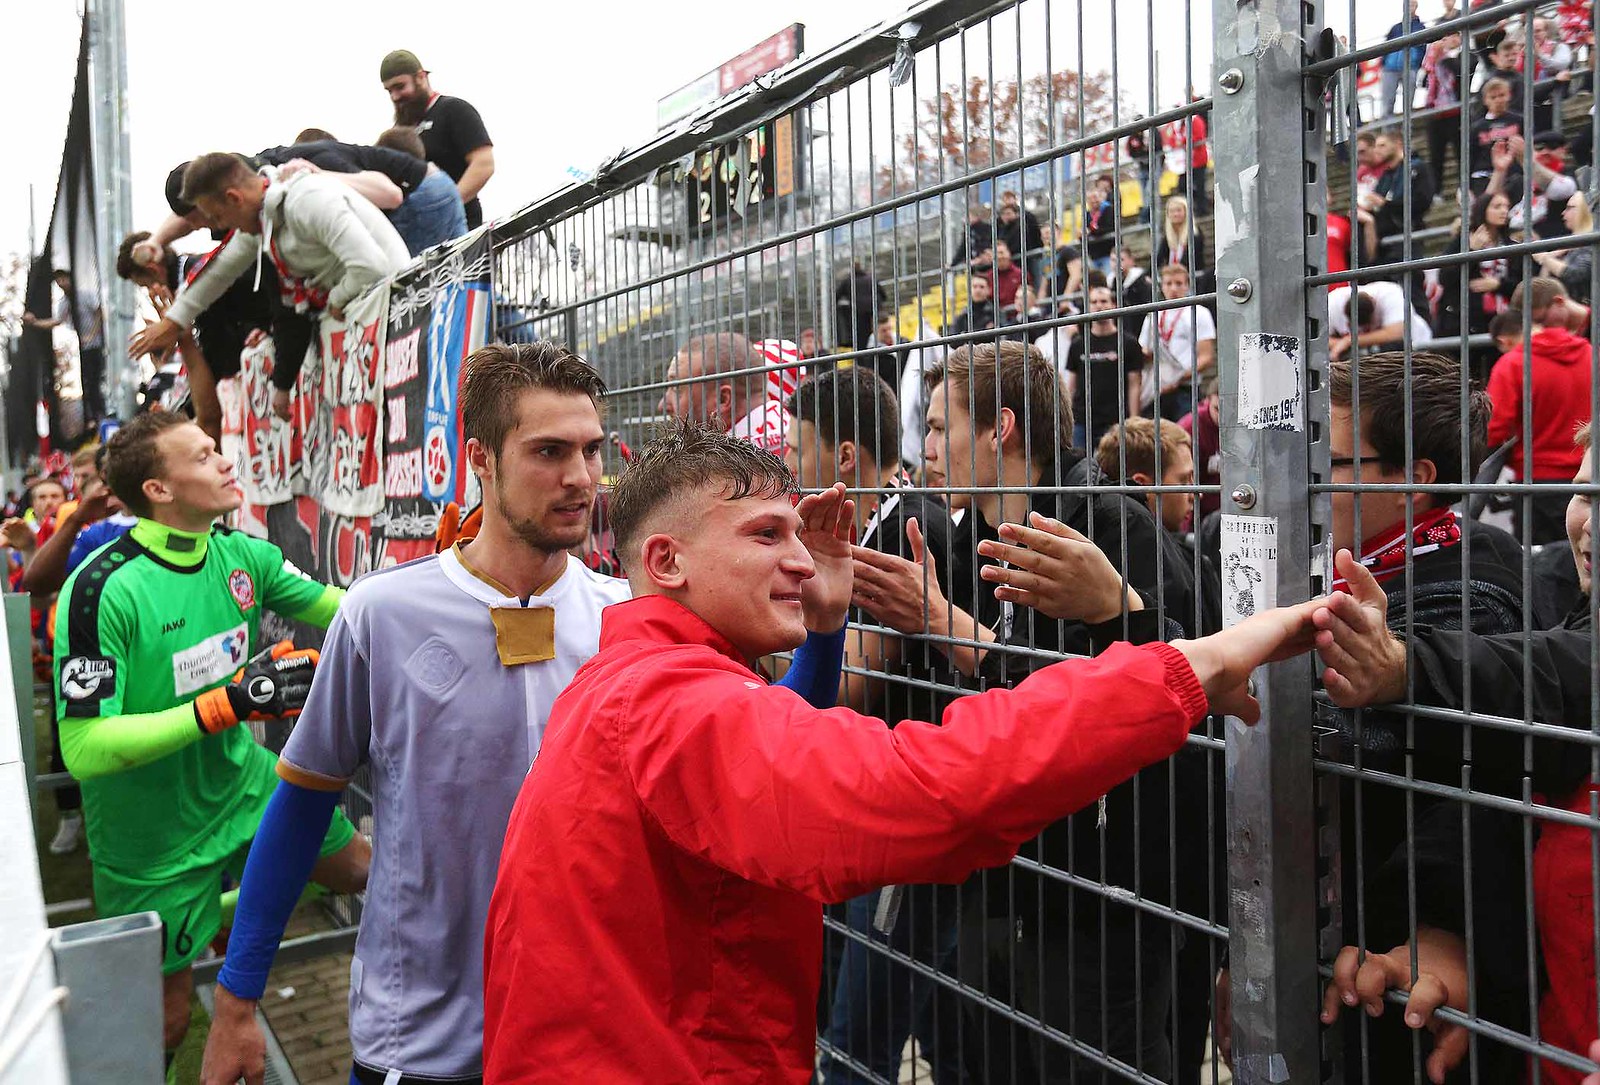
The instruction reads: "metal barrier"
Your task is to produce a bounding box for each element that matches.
[247,0,1594,1078]
[486,1,1239,1081]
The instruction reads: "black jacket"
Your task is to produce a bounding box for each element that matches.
[997,210,1044,265]
[1155,228,1211,275]
[1117,269,1155,341]
[947,299,998,339]
[1330,519,1535,1081]
[952,220,995,267]
[1435,233,1522,338]
[954,448,1209,927]
[1351,592,1597,1084]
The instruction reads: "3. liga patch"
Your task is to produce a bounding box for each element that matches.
[60,655,116,702]
[229,568,257,611]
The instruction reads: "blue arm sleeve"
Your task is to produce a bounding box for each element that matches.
[774,626,847,709]
[215,780,339,1000]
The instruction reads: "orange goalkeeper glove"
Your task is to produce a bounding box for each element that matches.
[194,641,320,734]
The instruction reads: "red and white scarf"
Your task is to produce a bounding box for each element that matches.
[1332,506,1462,592]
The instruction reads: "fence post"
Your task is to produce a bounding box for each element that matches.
[1211,0,1328,1081]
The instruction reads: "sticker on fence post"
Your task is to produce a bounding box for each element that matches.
[1221,515,1279,629]
[1237,333,1303,432]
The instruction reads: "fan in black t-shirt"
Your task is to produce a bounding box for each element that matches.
[1062,284,1143,447]
[380,50,495,229]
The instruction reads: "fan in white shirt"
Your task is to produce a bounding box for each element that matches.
[1327,281,1433,362]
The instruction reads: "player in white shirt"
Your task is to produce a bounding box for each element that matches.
[1138,263,1217,421]
[1327,280,1434,361]
[201,342,848,1085]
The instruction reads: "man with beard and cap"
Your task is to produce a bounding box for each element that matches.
[380,50,495,231]
[198,342,849,1085]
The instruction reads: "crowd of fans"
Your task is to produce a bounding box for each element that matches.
[8,7,1600,1085]
[21,48,494,449]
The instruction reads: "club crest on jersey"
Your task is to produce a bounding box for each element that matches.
[60,655,115,702]
[229,568,257,611]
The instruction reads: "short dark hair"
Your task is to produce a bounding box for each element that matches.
[1095,416,1192,482]
[294,128,336,143]
[1488,308,1526,341]
[459,341,607,457]
[1328,350,1489,491]
[927,340,1072,466]
[609,419,796,566]
[375,126,427,160]
[1349,290,1378,332]
[115,232,165,283]
[181,153,258,206]
[786,366,901,470]
[103,410,192,518]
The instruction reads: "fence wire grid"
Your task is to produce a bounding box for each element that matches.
[478,0,1600,1081]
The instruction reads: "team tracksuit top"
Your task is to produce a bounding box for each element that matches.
[482,594,1209,1083]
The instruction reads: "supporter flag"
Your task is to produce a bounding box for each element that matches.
[319,287,390,518]
[755,338,806,403]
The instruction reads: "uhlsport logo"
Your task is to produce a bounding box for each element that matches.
[229,568,257,612]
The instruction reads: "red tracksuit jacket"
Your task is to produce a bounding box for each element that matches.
[482,595,1208,1083]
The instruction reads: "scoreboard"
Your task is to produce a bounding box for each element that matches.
[680,114,799,228]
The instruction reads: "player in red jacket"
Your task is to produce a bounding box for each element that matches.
[482,420,1321,1084]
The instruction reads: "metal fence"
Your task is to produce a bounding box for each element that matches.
[474,0,1600,1080]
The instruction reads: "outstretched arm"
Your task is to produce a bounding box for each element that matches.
[203,780,340,1085]
[627,598,1315,902]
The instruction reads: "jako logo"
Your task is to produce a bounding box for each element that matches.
[161,617,186,635]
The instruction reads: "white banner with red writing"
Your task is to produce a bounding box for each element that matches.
[237,337,295,507]
[316,287,389,518]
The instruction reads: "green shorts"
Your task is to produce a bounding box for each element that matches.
[93,809,355,974]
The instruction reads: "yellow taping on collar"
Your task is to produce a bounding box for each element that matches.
[490,606,556,665]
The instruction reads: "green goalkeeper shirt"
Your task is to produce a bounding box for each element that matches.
[54,518,342,879]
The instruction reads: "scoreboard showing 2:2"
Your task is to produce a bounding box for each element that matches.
[682,114,797,227]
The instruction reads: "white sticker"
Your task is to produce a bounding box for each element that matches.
[172,622,250,696]
[1237,333,1303,432]
[1214,163,1258,262]
[1221,515,1279,629]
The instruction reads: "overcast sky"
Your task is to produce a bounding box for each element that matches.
[8,0,1444,264]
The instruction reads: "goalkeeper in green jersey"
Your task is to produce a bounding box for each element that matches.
[53,410,370,1058]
